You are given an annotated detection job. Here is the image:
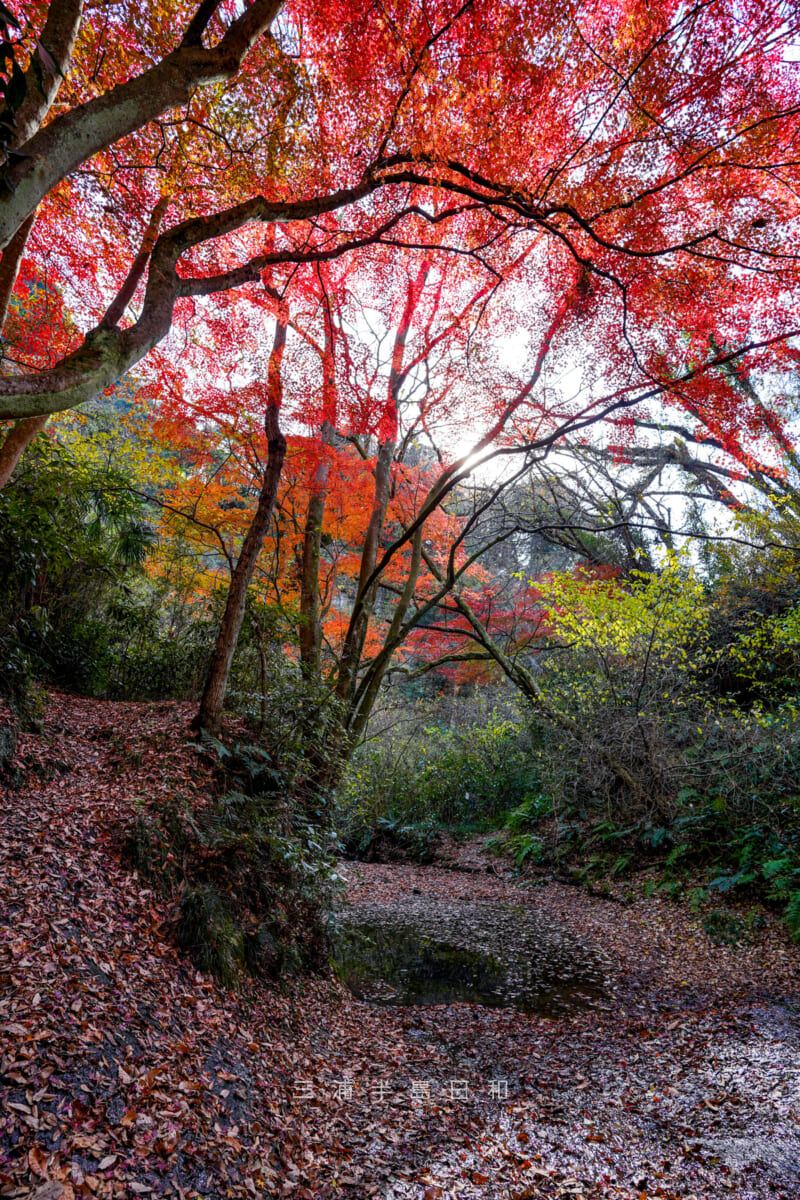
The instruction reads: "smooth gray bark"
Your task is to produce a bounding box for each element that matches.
[0,0,283,248]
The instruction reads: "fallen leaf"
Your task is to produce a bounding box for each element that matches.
[28,1145,49,1176]
[30,1185,65,1200]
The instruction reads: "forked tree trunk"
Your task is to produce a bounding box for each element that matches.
[194,317,287,735]
[335,259,431,706]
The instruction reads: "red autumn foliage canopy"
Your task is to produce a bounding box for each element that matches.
[0,0,797,474]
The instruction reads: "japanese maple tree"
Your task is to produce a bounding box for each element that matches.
[1,0,799,452]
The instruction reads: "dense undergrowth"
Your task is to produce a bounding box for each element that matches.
[492,786,800,941]
[335,693,800,943]
[334,554,800,944]
[335,700,536,859]
[123,735,342,984]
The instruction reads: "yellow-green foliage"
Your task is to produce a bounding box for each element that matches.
[724,500,800,584]
[534,550,707,668]
[699,509,800,707]
[722,603,800,708]
[54,402,180,496]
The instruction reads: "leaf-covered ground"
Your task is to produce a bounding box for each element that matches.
[2,695,800,1200]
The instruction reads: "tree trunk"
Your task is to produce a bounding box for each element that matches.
[0,210,36,330]
[0,414,49,490]
[11,0,84,151]
[0,211,45,490]
[335,259,431,706]
[299,422,334,676]
[194,317,287,735]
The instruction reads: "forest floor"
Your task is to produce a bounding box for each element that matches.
[2,694,800,1200]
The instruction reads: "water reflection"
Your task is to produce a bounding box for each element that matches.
[334,899,606,1015]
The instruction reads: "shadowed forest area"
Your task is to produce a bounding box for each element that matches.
[3,1,800,1198]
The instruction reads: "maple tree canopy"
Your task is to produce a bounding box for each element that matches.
[0,0,799,471]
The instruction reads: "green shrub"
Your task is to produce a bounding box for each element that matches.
[785,891,800,942]
[227,643,344,797]
[0,436,164,698]
[487,794,551,867]
[335,702,538,855]
[178,885,247,986]
[102,588,215,700]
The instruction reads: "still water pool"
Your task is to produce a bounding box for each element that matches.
[333,898,607,1015]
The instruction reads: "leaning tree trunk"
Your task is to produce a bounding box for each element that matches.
[194,318,287,735]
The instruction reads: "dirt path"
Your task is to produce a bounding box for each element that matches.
[2,695,800,1200]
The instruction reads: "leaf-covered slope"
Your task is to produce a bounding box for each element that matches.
[2,695,800,1199]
